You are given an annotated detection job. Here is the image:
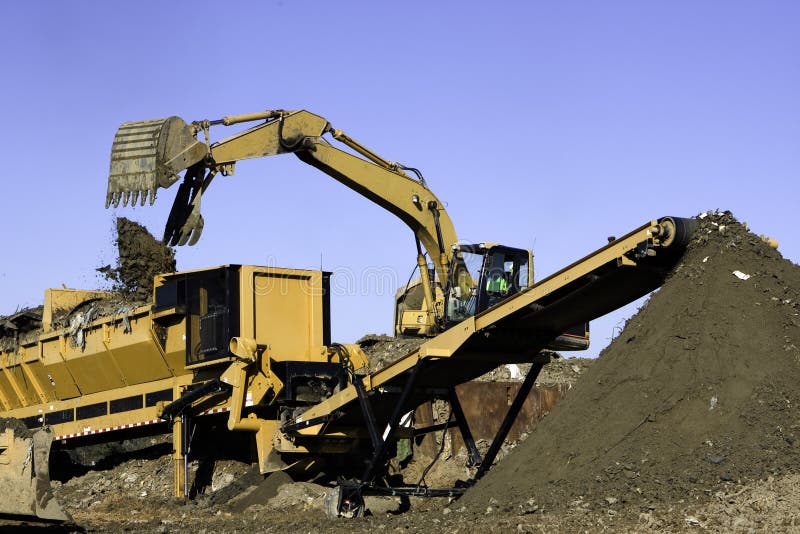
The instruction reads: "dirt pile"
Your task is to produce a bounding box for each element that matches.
[463,210,800,511]
[98,217,176,300]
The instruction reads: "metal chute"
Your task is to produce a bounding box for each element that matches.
[0,424,71,522]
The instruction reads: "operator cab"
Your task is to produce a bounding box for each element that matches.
[445,244,531,325]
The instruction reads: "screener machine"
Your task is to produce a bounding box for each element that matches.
[0,215,693,520]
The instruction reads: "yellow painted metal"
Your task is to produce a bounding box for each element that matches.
[172,416,184,498]
[253,418,279,474]
[220,110,281,126]
[291,318,476,433]
[0,427,70,521]
[20,359,48,405]
[0,261,340,511]
[474,221,662,331]
[246,268,327,362]
[106,116,206,208]
[329,343,369,372]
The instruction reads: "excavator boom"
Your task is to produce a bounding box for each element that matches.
[107,109,462,333]
[107,110,456,274]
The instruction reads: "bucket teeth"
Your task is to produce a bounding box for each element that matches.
[105,187,154,209]
[106,116,205,211]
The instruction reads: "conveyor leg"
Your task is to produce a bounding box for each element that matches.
[353,374,381,451]
[334,362,425,516]
[358,361,423,483]
[172,416,184,498]
[473,360,545,480]
[449,388,481,467]
[182,413,192,499]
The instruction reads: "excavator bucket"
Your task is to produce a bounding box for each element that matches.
[106,116,206,209]
[0,423,70,522]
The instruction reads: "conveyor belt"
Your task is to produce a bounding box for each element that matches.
[289,216,696,437]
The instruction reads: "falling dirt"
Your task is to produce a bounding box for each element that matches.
[463,210,800,513]
[97,217,176,301]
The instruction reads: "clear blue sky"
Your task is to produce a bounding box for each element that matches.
[1,2,797,357]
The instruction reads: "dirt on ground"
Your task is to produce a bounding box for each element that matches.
[6,210,800,532]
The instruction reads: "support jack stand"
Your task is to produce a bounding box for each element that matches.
[327,357,546,517]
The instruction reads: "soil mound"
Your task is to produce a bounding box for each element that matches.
[98,217,176,300]
[463,211,800,510]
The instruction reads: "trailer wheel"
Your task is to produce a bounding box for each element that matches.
[324,486,365,518]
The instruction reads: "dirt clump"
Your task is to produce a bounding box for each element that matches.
[98,217,175,301]
[0,306,43,350]
[358,334,425,373]
[462,210,800,512]
[0,416,33,439]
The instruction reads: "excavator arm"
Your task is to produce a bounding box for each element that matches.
[107,109,460,330]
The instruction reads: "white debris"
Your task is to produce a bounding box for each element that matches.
[732,271,751,281]
[709,395,718,410]
[506,363,521,379]
[702,256,709,263]
[211,472,235,492]
[685,516,702,527]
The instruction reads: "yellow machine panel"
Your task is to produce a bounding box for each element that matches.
[250,269,330,362]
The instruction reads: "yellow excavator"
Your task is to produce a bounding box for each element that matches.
[0,108,697,521]
[106,109,588,346]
